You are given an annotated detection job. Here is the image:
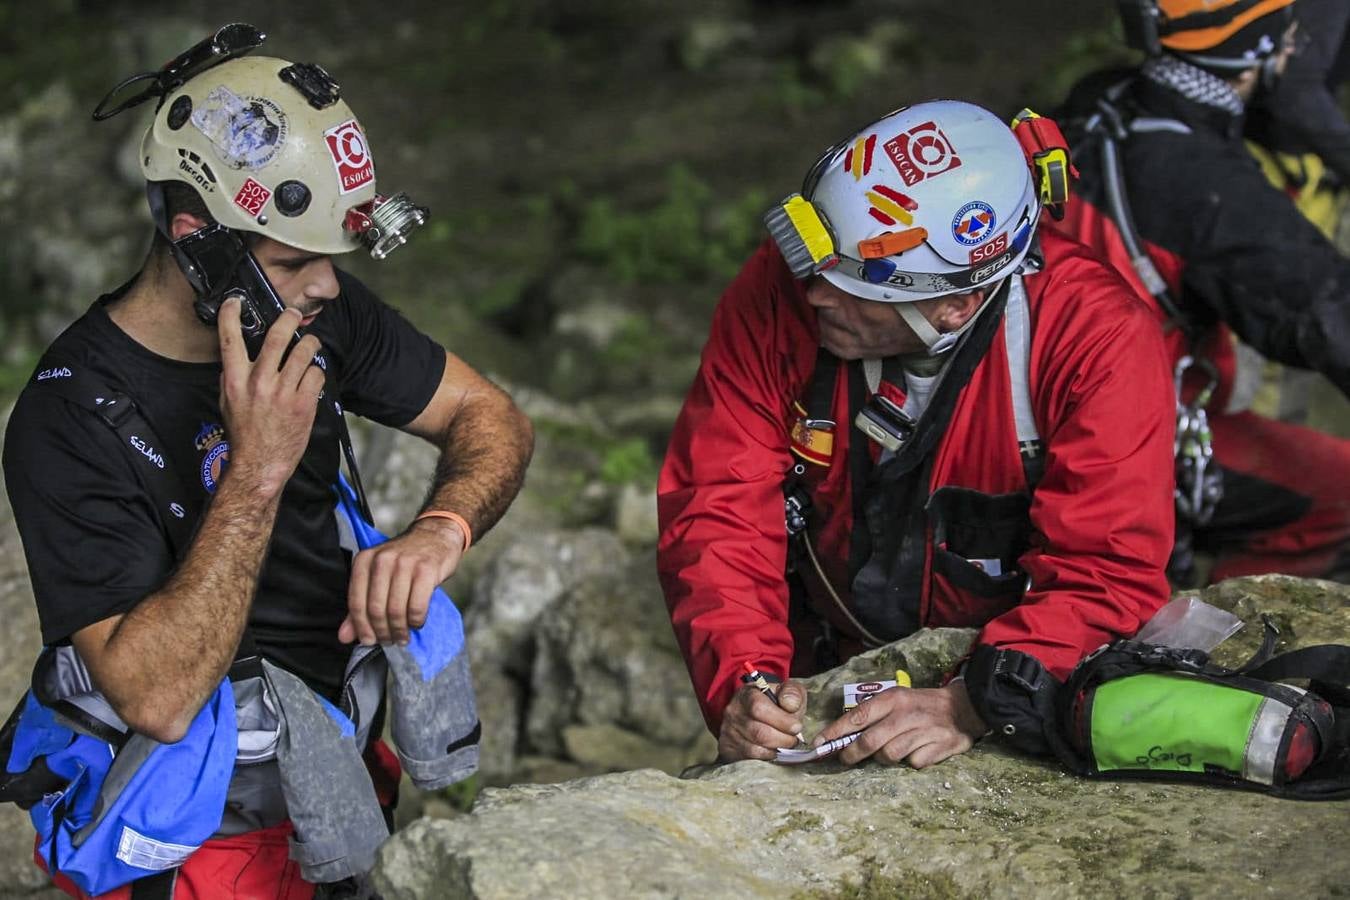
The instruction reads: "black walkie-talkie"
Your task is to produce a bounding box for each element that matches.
[172,224,326,373]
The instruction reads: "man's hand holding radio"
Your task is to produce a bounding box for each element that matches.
[217,297,328,501]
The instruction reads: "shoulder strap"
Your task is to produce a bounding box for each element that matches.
[1084,91,1194,334]
[30,364,196,558]
[1128,117,1192,135]
[803,349,839,428]
[1003,275,1044,488]
[1245,644,1350,683]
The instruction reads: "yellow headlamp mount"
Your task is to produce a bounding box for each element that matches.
[764,194,839,279]
[1010,109,1079,220]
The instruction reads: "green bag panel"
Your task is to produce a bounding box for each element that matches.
[1089,673,1284,781]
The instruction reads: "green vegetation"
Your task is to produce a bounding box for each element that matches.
[575,164,767,284]
[438,773,480,813]
[768,809,824,843]
[807,24,913,103]
[598,437,658,487]
[1026,23,1137,112]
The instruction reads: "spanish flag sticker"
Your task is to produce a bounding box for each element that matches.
[790,402,834,467]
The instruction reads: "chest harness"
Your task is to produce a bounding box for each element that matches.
[1079,83,1223,585]
[0,363,480,896]
[783,270,1044,664]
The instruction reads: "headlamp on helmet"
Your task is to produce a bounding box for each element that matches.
[763,194,840,278]
[1009,109,1078,220]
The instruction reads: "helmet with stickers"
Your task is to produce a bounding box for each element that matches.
[140,54,386,256]
[766,100,1043,305]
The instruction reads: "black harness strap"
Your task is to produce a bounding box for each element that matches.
[1244,644,1350,684]
[804,348,838,426]
[1085,85,1195,336]
[129,868,178,900]
[849,282,1013,641]
[31,366,196,556]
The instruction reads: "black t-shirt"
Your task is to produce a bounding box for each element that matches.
[3,269,446,699]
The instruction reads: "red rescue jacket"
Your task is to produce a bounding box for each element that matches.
[657,228,1175,733]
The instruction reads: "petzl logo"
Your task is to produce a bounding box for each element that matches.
[971,252,1013,284]
[324,119,374,195]
[952,201,996,246]
[883,121,962,187]
[129,435,166,469]
[36,367,72,381]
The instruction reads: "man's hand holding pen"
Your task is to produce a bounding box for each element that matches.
[717,663,807,762]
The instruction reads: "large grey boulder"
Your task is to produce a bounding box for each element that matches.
[465,527,629,783]
[524,552,711,767]
[373,575,1350,899]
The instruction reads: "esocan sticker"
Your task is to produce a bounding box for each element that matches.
[324,119,374,195]
[883,121,962,187]
[191,86,288,171]
[233,177,272,217]
[952,201,996,246]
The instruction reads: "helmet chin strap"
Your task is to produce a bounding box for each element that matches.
[894,285,1000,356]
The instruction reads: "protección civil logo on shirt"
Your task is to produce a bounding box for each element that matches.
[195,422,231,493]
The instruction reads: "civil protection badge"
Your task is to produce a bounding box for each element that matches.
[195,422,231,493]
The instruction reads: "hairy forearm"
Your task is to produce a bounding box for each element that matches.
[421,384,533,541]
[96,474,280,741]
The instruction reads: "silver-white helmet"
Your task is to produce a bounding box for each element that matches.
[767,100,1045,303]
[140,54,416,258]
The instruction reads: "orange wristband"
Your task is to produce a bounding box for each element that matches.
[414,509,472,552]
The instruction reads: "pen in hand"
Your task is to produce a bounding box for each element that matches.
[741,661,805,746]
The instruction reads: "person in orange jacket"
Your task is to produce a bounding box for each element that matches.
[657,101,1175,767]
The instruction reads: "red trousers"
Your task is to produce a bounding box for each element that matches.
[39,821,312,900]
[1203,411,1350,581]
[41,739,402,899]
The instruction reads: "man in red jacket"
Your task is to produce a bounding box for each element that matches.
[657,101,1175,767]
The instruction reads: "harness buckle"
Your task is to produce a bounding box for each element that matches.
[93,393,136,429]
[784,486,812,538]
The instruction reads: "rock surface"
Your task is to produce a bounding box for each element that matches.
[524,552,712,763]
[373,576,1350,899]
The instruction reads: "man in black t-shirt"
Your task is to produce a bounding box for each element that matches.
[2,37,533,897]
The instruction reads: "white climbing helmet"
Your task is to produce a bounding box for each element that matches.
[767,100,1042,304]
[141,54,410,257]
